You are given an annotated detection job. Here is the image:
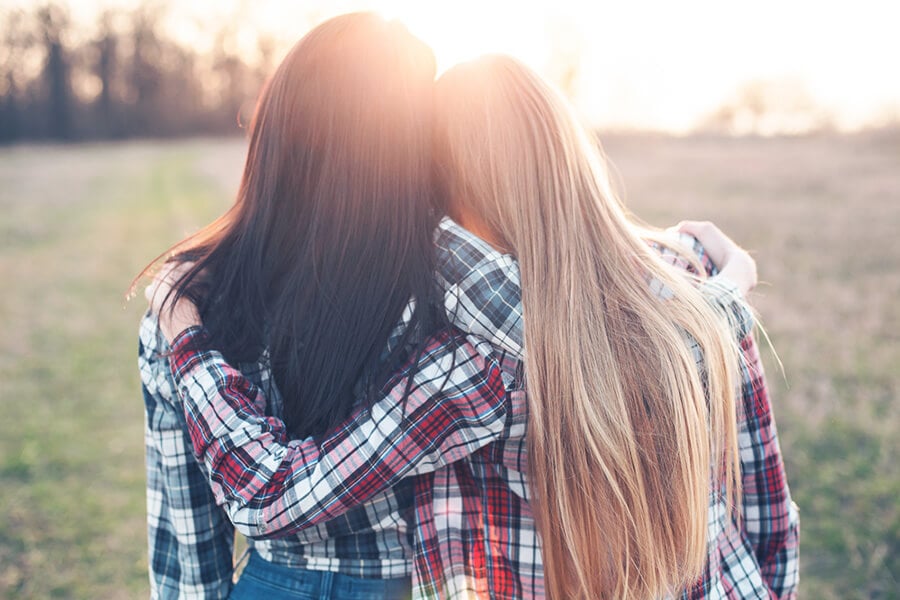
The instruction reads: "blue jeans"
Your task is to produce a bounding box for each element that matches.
[229,550,412,600]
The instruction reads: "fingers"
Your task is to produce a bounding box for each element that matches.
[676,220,719,239]
[670,220,758,294]
[675,221,731,265]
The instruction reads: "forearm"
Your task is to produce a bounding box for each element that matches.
[170,327,509,539]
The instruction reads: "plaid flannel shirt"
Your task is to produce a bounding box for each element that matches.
[141,316,427,598]
[427,219,800,599]
[143,217,798,599]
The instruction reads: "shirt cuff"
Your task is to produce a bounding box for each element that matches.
[169,326,213,380]
[700,275,755,340]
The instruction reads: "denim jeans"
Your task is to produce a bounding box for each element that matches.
[229,550,412,600]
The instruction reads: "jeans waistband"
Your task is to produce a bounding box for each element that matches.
[231,550,411,600]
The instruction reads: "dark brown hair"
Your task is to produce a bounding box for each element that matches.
[141,13,444,437]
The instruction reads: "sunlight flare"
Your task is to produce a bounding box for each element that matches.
[376,0,551,73]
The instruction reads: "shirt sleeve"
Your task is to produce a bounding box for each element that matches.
[433,219,755,359]
[683,235,799,596]
[734,334,800,598]
[169,327,509,541]
[139,313,235,599]
[658,231,756,340]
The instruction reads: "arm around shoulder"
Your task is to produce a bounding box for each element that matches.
[168,326,510,540]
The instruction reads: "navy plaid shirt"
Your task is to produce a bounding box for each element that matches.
[141,321,421,598]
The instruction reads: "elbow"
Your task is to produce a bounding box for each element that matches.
[225,501,316,541]
[233,521,275,540]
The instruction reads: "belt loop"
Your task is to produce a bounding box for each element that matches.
[319,570,335,600]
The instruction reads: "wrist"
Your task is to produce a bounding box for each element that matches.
[718,250,756,296]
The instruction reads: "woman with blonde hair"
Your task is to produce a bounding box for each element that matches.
[427,55,798,598]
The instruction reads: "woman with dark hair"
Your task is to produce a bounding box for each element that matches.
[138,13,474,599]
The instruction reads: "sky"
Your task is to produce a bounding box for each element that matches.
[17,0,900,132]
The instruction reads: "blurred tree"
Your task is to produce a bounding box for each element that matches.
[212,25,248,128]
[157,42,204,134]
[698,78,834,136]
[127,6,165,135]
[210,11,270,133]
[37,3,73,139]
[0,2,297,142]
[0,71,20,141]
[91,10,120,136]
[0,10,32,141]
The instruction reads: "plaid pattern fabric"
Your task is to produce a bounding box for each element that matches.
[140,314,430,598]
[676,332,800,600]
[428,219,799,599]
[143,217,797,599]
[434,219,524,358]
[141,324,236,599]
[169,325,509,538]
[410,353,539,599]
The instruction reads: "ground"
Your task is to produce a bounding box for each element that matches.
[0,133,897,598]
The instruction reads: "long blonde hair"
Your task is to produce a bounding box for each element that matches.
[433,56,741,599]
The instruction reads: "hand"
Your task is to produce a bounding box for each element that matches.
[144,261,203,343]
[675,220,758,295]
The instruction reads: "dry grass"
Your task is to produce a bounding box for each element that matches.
[603,130,900,598]
[0,132,896,598]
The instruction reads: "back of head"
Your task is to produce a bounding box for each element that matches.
[162,13,441,437]
[434,56,741,599]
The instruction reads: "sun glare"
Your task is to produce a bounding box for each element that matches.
[48,0,900,132]
[376,0,551,74]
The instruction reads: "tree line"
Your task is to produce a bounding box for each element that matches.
[0,3,280,143]
[5,3,882,143]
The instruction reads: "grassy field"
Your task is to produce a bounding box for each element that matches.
[0,133,897,598]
